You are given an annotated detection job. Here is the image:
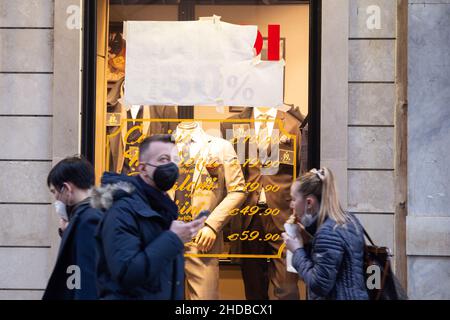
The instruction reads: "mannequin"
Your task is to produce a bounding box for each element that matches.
[220,107,302,300]
[168,121,247,300]
[174,121,204,152]
[177,121,198,131]
[172,121,205,222]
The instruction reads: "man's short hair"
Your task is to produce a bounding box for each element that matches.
[47,156,95,191]
[139,134,175,161]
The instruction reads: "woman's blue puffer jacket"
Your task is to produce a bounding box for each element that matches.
[292,215,369,300]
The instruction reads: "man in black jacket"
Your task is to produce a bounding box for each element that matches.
[93,134,205,299]
[43,157,101,300]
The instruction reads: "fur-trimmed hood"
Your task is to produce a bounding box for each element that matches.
[90,172,142,210]
[93,172,184,300]
[90,181,135,211]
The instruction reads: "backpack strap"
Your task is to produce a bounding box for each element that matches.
[352,215,376,246]
[362,227,376,246]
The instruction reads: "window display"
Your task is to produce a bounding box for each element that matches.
[96,0,310,300]
[221,107,302,299]
[170,121,246,299]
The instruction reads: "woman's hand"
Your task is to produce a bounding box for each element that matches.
[282,231,304,252]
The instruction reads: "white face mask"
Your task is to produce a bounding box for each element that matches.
[301,202,318,227]
[54,200,68,221]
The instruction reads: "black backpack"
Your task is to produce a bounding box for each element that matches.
[362,228,408,300]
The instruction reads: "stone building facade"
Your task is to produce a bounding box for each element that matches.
[0,0,448,299]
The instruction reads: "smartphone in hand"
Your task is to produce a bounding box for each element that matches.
[195,210,210,220]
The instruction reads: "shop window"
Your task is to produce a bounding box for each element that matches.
[83,0,318,300]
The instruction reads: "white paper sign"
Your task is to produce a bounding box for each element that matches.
[220,60,284,107]
[123,20,284,108]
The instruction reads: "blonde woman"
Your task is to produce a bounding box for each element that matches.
[282,168,369,300]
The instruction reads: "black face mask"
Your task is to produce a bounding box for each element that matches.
[146,162,179,191]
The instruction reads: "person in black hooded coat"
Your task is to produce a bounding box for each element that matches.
[93,135,205,300]
[43,157,101,300]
